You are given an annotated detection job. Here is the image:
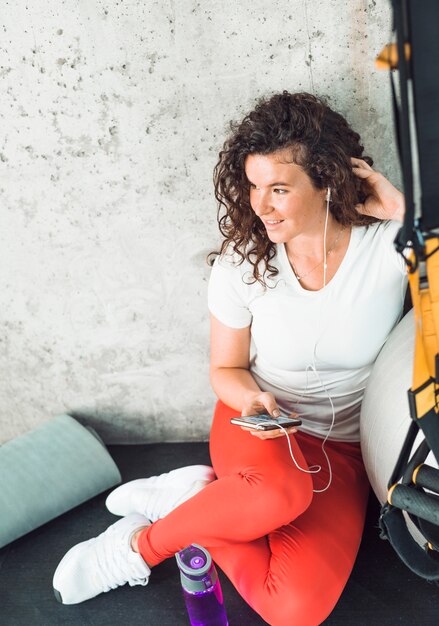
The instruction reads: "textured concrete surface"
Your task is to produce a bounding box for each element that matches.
[0,1,398,443]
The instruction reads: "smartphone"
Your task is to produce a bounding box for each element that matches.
[230,413,302,431]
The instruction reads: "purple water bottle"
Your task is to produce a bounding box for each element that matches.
[176,544,228,626]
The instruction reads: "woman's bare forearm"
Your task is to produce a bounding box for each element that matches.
[210,366,261,412]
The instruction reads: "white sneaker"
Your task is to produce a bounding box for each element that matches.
[53,513,151,605]
[105,464,216,522]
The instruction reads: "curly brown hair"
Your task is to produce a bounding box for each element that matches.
[210,91,378,284]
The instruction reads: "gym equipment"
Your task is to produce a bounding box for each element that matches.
[361,309,439,548]
[369,0,439,579]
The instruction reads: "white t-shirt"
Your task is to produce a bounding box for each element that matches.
[208,220,408,442]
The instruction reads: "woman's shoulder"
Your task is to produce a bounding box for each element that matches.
[209,245,255,290]
[353,219,406,273]
[210,242,283,291]
[212,242,269,274]
[354,219,402,243]
[212,244,247,268]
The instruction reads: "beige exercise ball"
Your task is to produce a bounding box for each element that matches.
[361,308,437,546]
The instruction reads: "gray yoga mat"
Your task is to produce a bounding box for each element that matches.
[0,414,121,548]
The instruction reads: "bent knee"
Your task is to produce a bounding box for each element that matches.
[240,466,313,525]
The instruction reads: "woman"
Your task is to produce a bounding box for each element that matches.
[53,92,407,625]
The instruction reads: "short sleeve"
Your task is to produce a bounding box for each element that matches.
[208,255,252,328]
[379,220,408,275]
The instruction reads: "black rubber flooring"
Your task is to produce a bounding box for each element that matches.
[0,442,438,626]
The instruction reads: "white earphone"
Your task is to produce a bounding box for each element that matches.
[323,188,332,286]
[261,183,336,493]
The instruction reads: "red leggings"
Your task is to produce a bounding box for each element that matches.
[138,401,370,626]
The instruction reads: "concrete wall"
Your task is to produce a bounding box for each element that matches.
[0,0,398,444]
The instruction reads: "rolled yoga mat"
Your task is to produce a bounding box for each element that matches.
[0,414,122,548]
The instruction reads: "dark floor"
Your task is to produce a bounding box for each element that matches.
[0,442,438,626]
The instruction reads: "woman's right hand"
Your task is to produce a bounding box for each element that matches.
[241,391,299,439]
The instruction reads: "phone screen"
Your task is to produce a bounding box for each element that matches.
[230,414,302,430]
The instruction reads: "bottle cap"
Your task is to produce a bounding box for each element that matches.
[175,544,218,592]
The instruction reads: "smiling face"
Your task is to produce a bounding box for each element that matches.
[245,150,329,245]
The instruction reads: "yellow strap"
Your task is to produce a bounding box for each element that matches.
[408,256,432,384]
[427,240,439,343]
[407,240,439,417]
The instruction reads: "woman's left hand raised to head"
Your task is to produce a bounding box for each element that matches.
[351,157,405,223]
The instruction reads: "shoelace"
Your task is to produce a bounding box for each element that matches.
[94,523,149,592]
